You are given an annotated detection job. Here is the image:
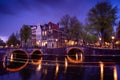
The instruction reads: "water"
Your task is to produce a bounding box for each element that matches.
[0,49,120,80]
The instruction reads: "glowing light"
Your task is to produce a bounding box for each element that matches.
[71,41,74,45]
[76,53,78,61]
[65,40,67,43]
[99,37,102,41]
[45,31,47,36]
[111,36,115,40]
[36,41,40,45]
[115,41,120,45]
[44,69,47,75]
[100,61,104,80]
[10,54,13,62]
[37,63,42,71]
[5,45,8,48]
[11,44,14,48]
[64,58,68,73]
[42,41,47,46]
[113,66,118,80]
[55,57,59,76]
[55,63,59,76]
[56,39,58,41]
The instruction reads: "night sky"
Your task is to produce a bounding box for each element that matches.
[0,0,120,42]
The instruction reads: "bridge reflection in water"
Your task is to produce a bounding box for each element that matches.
[0,48,120,80]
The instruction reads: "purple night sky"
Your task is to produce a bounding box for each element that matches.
[0,0,120,42]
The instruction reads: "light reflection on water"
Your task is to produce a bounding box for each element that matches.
[114,66,118,80]
[1,55,120,80]
[64,58,68,73]
[100,61,104,80]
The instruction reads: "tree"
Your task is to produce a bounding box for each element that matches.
[69,16,83,41]
[20,25,32,47]
[81,24,98,45]
[59,15,83,42]
[7,33,20,47]
[87,1,117,44]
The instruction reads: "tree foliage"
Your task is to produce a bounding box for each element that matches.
[59,14,98,44]
[7,33,20,46]
[81,24,98,44]
[59,15,83,41]
[20,25,32,47]
[87,1,117,43]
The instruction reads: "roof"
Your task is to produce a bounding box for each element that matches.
[48,22,59,30]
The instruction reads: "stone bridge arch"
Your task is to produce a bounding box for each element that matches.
[3,49,29,72]
[66,47,84,63]
[30,49,43,65]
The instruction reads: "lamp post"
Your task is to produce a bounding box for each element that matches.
[111,35,115,49]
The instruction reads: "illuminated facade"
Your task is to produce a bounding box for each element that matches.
[30,25,37,47]
[26,22,67,48]
[36,24,42,47]
[41,22,59,48]
[29,24,43,47]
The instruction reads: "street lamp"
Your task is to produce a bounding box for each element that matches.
[99,37,102,41]
[111,36,115,40]
[111,35,115,49]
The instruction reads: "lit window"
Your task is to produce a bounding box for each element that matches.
[45,31,47,36]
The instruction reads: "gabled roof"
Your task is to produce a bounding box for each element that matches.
[48,22,59,30]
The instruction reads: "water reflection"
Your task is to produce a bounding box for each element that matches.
[99,61,104,80]
[64,58,68,73]
[19,68,33,80]
[10,54,13,62]
[55,63,59,77]
[113,66,118,80]
[1,53,120,80]
[36,63,42,71]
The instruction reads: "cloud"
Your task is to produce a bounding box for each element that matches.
[0,0,49,14]
[0,0,32,15]
[0,36,8,42]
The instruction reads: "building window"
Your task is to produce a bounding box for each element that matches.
[45,31,47,36]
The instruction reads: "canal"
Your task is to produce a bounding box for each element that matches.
[0,47,120,80]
